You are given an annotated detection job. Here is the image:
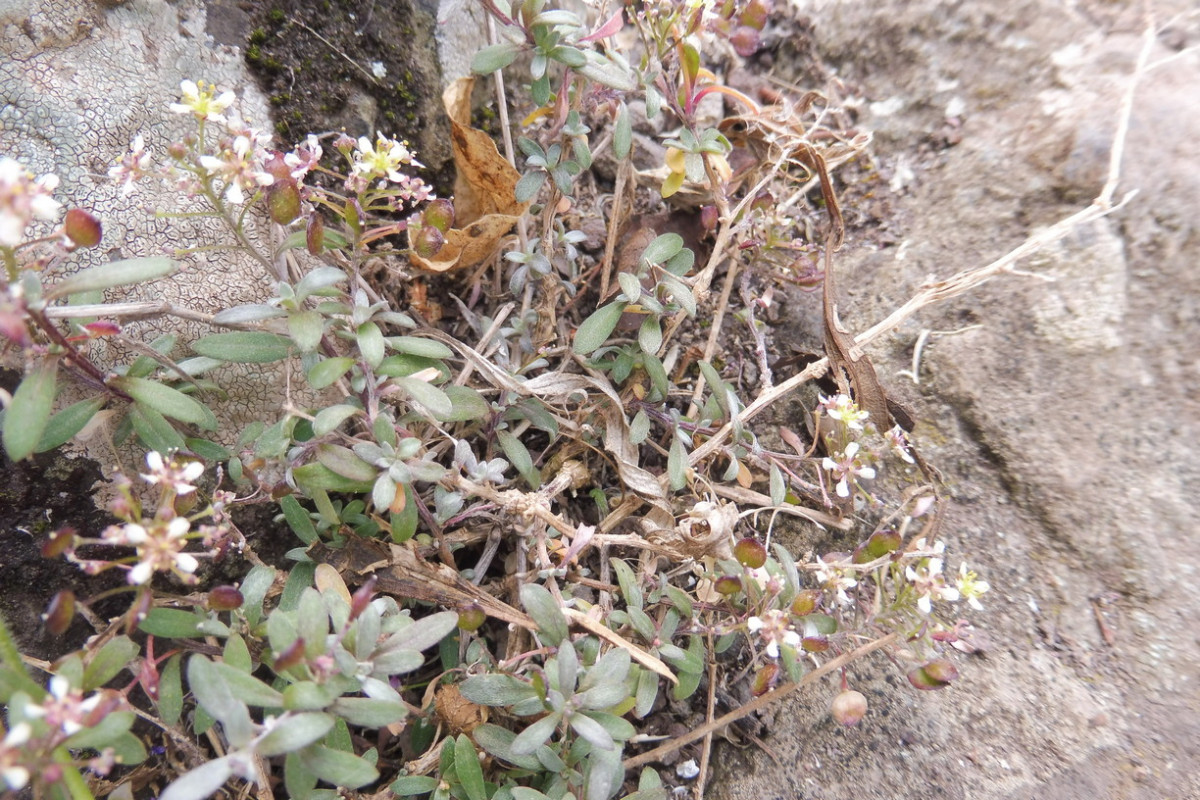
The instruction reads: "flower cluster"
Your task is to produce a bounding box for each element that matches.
[747,609,800,658]
[822,440,876,498]
[0,157,61,247]
[346,131,433,202]
[62,451,226,586]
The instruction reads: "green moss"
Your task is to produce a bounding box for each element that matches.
[268,8,286,24]
[249,28,269,45]
[246,44,262,62]
[270,93,291,106]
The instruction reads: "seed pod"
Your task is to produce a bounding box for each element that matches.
[790,590,820,617]
[733,537,767,569]
[750,663,779,696]
[306,212,325,254]
[831,689,867,726]
[907,658,959,690]
[411,224,445,259]
[272,637,307,672]
[714,575,743,596]
[457,604,486,632]
[424,198,455,232]
[63,208,102,248]
[267,180,301,224]
[207,585,244,611]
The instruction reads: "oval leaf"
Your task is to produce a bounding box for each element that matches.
[3,358,57,461]
[572,301,626,355]
[256,712,335,757]
[111,376,215,429]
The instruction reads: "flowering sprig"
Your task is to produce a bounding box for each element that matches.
[822,440,877,498]
[59,451,227,587]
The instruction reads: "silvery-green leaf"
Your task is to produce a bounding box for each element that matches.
[521,584,568,646]
[211,304,286,325]
[307,357,355,390]
[193,332,293,363]
[294,267,349,300]
[613,104,632,160]
[472,724,543,771]
[640,233,683,266]
[331,697,408,728]
[33,394,105,454]
[47,256,175,300]
[568,711,614,751]
[637,316,662,355]
[471,42,520,74]
[572,301,626,355]
[510,710,562,755]
[159,756,234,800]
[110,376,216,430]
[288,310,324,353]
[313,404,361,437]
[459,674,540,707]
[393,375,453,418]
[256,712,335,757]
[305,745,379,789]
[455,734,487,800]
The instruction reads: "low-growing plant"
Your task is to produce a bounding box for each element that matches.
[0,2,994,799]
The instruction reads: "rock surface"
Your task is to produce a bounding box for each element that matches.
[708,1,1200,798]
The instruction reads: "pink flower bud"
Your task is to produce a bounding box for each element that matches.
[207,585,244,611]
[43,590,76,635]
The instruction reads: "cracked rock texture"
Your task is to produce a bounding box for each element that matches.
[1,0,298,439]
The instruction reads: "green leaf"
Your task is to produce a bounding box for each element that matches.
[455,734,487,800]
[307,357,355,390]
[63,709,134,749]
[391,776,441,796]
[393,375,453,418]
[515,170,547,203]
[330,697,408,727]
[496,428,533,479]
[634,667,658,718]
[387,336,453,359]
[313,404,361,437]
[572,301,626,355]
[641,233,683,266]
[393,611,459,653]
[158,654,184,726]
[283,681,336,711]
[159,756,235,800]
[35,395,106,453]
[211,304,286,325]
[471,724,543,771]
[521,584,568,646]
[192,332,293,363]
[3,358,57,461]
[209,660,283,707]
[130,402,186,453]
[294,266,349,300]
[257,713,335,757]
[357,321,386,368]
[280,495,319,545]
[472,41,520,74]
[610,559,642,610]
[584,745,622,800]
[107,730,148,765]
[459,674,539,707]
[304,744,380,788]
[613,104,632,160]
[139,608,208,638]
[47,256,175,300]
[184,437,230,461]
[442,384,489,422]
[668,435,687,491]
[288,309,325,353]
[314,443,377,482]
[637,315,662,355]
[111,376,216,429]
[187,656,246,724]
[285,752,319,800]
[83,635,137,690]
[569,712,614,751]
[510,710,561,755]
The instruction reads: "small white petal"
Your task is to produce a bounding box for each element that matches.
[174,552,199,574]
[129,561,154,585]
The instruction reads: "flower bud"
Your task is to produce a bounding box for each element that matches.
[733,537,767,569]
[262,151,292,182]
[207,585,244,611]
[831,689,867,726]
[411,224,445,259]
[714,575,743,596]
[43,590,76,635]
[349,576,378,621]
[700,204,720,232]
[457,604,486,632]
[267,180,301,224]
[907,658,959,690]
[272,637,307,672]
[790,590,820,617]
[740,0,771,31]
[42,526,78,558]
[63,208,102,248]
[424,198,455,232]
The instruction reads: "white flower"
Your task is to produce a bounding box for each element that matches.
[169,79,235,122]
[108,134,154,196]
[350,132,423,186]
[956,563,991,611]
[814,556,858,605]
[141,451,204,494]
[0,157,61,247]
[198,134,274,205]
[0,722,32,789]
[284,134,323,180]
[906,540,959,613]
[125,517,198,585]
[821,440,877,498]
[747,610,800,658]
[820,393,870,432]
